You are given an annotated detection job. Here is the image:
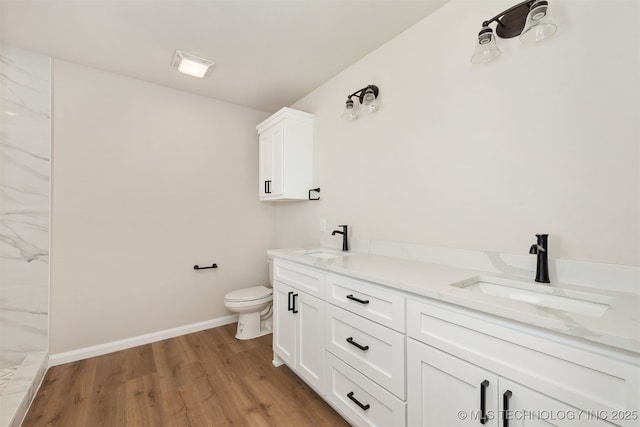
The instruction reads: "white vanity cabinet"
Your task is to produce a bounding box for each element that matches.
[270,254,640,427]
[272,260,325,394]
[256,107,313,201]
[406,298,639,427]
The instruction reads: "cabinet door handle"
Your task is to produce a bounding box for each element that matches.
[265,180,272,194]
[347,391,370,411]
[346,294,370,305]
[503,390,512,427]
[480,380,490,425]
[346,337,369,351]
[292,293,298,313]
[287,291,293,311]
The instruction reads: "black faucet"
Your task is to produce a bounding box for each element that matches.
[529,234,550,283]
[331,225,349,251]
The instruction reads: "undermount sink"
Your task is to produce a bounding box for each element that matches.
[297,248,345,259]
[451,276,612,318]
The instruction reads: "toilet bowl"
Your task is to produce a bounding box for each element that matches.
[224,260,274,340]
[224,286,272,339]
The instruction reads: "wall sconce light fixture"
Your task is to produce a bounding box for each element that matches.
[471,0,557,64]
[341,84,379,121]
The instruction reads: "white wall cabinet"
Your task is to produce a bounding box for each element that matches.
[256,107,313,201]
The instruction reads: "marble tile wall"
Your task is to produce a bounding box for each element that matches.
[0,45,50,369]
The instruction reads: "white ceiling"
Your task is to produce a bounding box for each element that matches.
[0,0,448,112]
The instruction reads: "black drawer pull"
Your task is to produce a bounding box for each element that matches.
[346,337,369,351]
[480,380,490,425]
[347,392,370,411]
[292,293,298,313]
[346,294,369,305]
[503,390,512,427]
[287,291,293,311]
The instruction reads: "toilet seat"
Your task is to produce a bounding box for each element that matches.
[224,286,272,303]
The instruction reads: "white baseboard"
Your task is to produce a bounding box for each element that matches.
[48,315,239,367]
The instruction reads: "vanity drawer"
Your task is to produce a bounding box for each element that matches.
[326,304,405,399]
[325,273,405,332]
[273,259,324,298]
[325,352,406,427]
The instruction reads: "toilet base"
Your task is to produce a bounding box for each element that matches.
[235,311,273,340]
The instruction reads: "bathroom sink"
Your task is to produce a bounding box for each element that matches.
[451,276,612,317]
[297,248,345,259]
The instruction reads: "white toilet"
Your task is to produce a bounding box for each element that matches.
[224,260,273,340]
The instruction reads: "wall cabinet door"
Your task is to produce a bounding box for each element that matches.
[407,338,499,427]
[258,123,284,198]
[273,280,325,394]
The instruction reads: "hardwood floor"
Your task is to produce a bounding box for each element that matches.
[23,324,350,426]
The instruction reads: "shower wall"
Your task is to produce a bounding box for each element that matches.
[0,45,50,368]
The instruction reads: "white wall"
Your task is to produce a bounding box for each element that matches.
[50,60,273,354]
[278,0,640,267]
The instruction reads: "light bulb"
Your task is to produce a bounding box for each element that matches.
[471,26,501,64]
[520,0,557,43]
[341,100,358,121]
[362,90,378,113]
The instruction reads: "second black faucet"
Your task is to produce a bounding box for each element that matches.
[331,225,349,251]
[529,233,550,283]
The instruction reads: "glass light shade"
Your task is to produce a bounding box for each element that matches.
[362,90,379,113]
[519,2,557,44]
[471,29,501,64]
[341,101,358,121]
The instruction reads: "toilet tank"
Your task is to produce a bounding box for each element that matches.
[267,256,274,287]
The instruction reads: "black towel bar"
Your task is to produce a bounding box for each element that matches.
[194,264,218,270]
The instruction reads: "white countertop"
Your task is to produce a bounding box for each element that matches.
[268,248,640,355]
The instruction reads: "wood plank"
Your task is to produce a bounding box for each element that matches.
[21,357,97,426]
[124,373,164,426]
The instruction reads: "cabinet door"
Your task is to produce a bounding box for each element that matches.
[258,132,270,198]
[499,379,616,427]
[258,123,284,199]
[273,281,296,367]
[407,338,499,427]
[297,291,325,394]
